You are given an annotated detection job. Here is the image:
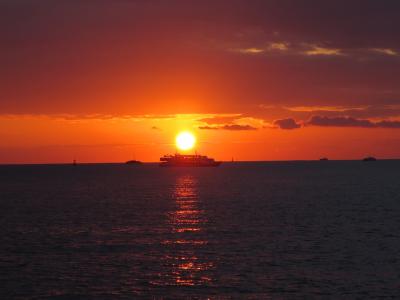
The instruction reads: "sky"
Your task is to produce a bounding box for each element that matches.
[1,0,400,163]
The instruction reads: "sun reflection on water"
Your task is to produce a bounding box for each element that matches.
[155,175,214,287]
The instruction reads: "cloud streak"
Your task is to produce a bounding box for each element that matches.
[199,124,257,131]
[304,46,344,56]
[307,116,400,128]
[198,115,242,125]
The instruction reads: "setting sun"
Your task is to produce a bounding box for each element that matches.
[176,131,196,151]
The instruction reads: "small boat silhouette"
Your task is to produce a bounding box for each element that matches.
[363,156,377,162]
[125,160,142,165]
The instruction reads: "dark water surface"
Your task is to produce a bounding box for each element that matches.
[1,161,400,299]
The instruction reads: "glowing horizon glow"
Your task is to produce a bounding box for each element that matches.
[176,131,196,151]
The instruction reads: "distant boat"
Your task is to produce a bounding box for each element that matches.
[72,159,77,166]
[125,160,142,165]
[160,153,221,167]
[363,156,377,162]
[320,157,329,161]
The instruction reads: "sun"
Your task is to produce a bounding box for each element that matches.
[176,131,196,151]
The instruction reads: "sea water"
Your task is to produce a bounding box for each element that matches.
[1,161,399,298]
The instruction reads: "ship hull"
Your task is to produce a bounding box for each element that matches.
[160,161,221,167]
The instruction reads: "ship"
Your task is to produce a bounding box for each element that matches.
[125,160,142,165]
[160,153,221,167]
[363,156,377,162]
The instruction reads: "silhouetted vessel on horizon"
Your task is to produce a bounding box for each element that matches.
[363,156,377,162]
[160,153,221,167]
[320,157,329,161]
[125,160,142,165]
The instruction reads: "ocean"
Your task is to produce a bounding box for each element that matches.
[1,161,399,299]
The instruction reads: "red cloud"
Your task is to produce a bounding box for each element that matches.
[307,116,400,128]
[273,118,301,129]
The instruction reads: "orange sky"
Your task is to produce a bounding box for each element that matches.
[0,114,399,164]
[1,1,400,163]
